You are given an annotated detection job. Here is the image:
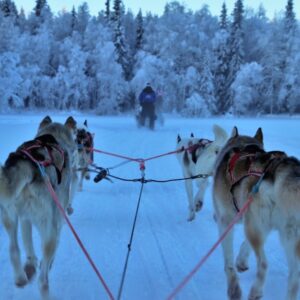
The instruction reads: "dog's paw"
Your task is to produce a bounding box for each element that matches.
[39,281,49,298]
[228,278,242,300]
[236,261,249,273]
[187,212,196,222]
[67,206,74,215]
[15,273,28,288]
[248,287,263,300]
[195,200,203,212]
[24,263,37,281]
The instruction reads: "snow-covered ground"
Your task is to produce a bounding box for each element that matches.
[0,113,299,300]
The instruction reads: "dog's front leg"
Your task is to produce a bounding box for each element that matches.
[194,178,208,212]
[184,178,195,221]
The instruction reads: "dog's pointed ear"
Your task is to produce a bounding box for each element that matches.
[254,127,263,144]
[231,126,238,138]
[190,133,194,138]
[84,120,88,127]
[39,116,52,130]
[213,124,228,144]
[177,134,181,143]
[65,116,77,130]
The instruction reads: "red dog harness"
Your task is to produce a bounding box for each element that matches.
[6,134,65,184]
[228,152,263,185]
[228,151,264,212]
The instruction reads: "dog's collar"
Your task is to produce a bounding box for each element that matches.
[186,139,213,164]
[187,138,212,153]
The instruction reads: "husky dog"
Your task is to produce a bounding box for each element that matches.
[213,126,300,300]
[176,124,228,221]
[0,116,77,298]
[213,127,264,300]
[76,119,94,191]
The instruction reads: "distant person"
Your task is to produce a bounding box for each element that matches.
[138,83,157,129]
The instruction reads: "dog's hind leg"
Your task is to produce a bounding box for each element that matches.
[21,220,38,281]
[78,170,84,192]
[39,224,59,297]
[245,216,268,300]
[236,240,251,272]
[1,210,28,287]
[217,215,242,300]
[281,235,300,300]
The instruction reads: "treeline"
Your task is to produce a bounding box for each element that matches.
[0,0,299,116]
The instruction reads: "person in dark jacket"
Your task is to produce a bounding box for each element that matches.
[138,83,157,129]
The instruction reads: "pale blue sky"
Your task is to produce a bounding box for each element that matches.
[13,0,300,19]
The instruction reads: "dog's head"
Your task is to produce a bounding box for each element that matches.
[226,126,264,152]
[30,116,79,184]
[215,126,265,180]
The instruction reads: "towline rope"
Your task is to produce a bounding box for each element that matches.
[84,164,210,184]
[117,175,145,300]
[91,146,189,169]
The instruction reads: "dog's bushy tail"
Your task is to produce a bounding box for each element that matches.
[0,161,34,204]
[213,124,228,145]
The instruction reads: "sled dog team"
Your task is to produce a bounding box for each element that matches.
[0,116,300,300]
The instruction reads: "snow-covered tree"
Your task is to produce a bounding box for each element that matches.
[16,8,27,31]
[34,0,47,17]
[76,2,90,35]
[0,12,19,53]
[52,11,73,41]
[112,0,130,80]
[243,5,269,63]
[29,0,52,34]
[0,0,18,18]
[277,0,298,113]
[0,0,297,115]
[71,6,77,30]
[227,0,244,110]
[199,55,217,114]
[0,52,22,110]
[213,2,230,114]
[182,93,210,117]
[135,9,144,51]
[105,0,110,20]
[52,45,88,109]
[231,62,263,115]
